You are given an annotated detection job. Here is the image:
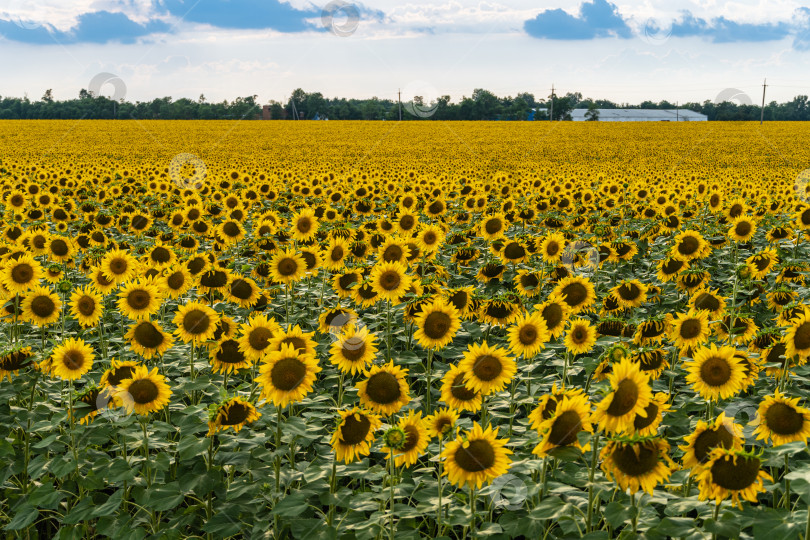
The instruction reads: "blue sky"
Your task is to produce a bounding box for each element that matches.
[1,0,809,105]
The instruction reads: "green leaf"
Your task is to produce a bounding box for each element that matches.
[651,517,698,537]
[4,504,38,531]
[272,491,311,518]
[92,489,123,517]
[529,496,571,520]
[604,501,635,529]
[145,482,185,512]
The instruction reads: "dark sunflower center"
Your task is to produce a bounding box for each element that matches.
[546,241,560,256]
[400,424,420,452]
[11,263,33,284]
[167,272,185,290]
[709,456,761,491]
[77,296,96,316]
[617,283,640,301]
[699,356,731,386]
[449,291,469,311]
[270,357,307,391]
[519,324,538,345]
[151,247,171,263]
[330,246,344,261]
[428,201,444,214]
[612,443,659,477]
[248,327,273,351]
[423,232,437,244]
[338,273,357,289]
[127,290,151,311]
[548,410,582,446]
[277,257,299,277]
[503,242,525,260]
[216,340,245,365]
[765,402,804,435]
[365,372,401,404]
[341,337,366,361]
[129,379,159,404]
[520,274,539,289]
[50,239,68,256]
[472,355,502,382]
[221,402,250,425]
[793,322,810,350]
[454,439,496,472]
[451,373,478,400]
[424,312,452,339]
[223,222,241,237]
[561,282,587,307]
[485,303,511,319]
[694,293,719,312]
[106,365,135,386]
[484,218,502,235]
[182,309,211,335]
[0,350,33,370]
[801,208,810,226]
[341,414,371,445]
[571,326,587,344]
[693,426,734,463]
[542,396,558,419]
[31,295,56,317]
[662,259,684,274]
[679,318,702,340]
[230,279,254,300]
[134,322,165,348]
[633,402,659,431]
[734,222,752,237]
[399,215,415,230]
[200,270,228,289]
[638,350,664,371]
[678,236,699,256]
[383,245,403,262]
[753,255,771,271]
[281,336,307,353]
[542,303,563,330]
[606,379,639,416]
[379,270,402,291]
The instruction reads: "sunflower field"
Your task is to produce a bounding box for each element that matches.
[3,120,810,539]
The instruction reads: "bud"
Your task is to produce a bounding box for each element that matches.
[57,280,72,293]
[383,426,406,450]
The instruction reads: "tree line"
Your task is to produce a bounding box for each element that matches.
[1,88,809,121]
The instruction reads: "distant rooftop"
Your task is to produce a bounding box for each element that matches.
[534,108,708,121]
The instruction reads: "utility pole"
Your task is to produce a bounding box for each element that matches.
[398,89,401,121]
[549,83,554,121]
[760,78,767,125]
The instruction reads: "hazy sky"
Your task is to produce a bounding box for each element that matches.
[1,0,810,105]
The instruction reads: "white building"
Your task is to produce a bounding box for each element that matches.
[570,108,707,121]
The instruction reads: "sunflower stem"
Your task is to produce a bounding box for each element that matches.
[437,436,444,535]
[426,349,434,414]
[630,491,637,533]
[586,432,600,532]
[469,486,477,540]
[562,350,570,387]
[386,300,392,361]
[328,455,337,527]
[67,379,81,493]
[389,447,396,540]
[711,501,720,540]
[785,454,791,509]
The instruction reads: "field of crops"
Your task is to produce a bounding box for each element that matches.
[3,120,810,539]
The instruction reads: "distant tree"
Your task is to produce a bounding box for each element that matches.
[585,103,600,121]
[42,89,53,103]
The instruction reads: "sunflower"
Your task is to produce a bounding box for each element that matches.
[413,298,461,350]
[425,407,459,439]
[632,392,670,436]
[159,266,193,299]
[532,394,593,457]
[46,236,74,263]
[268,249,306,285]
[535,295,571,339]
[728,216,757,242]
[75,385,116,425]
[440,364,482,412]
[685,343,745,401]
[552,276,596,314]
[50,338,94,381]
[143,241,176,269]
[117,280,162,320]
[442,422,512,489]
[528,385,585,430]
[173,302,221,344]
[745,248,778,280]
[537,232,567,264]
[564,318,597,355]
[669,310,711,350]
[322,238,350,270]
[88,265,116,294]
[117,365,172,415]
[688,288,726,319]
[456,341,516,397]
[592,358,652,434]
[507,311,550,358]
[207,397,261,435]
[21,285,61,326]
[656,257,688,283]
[670,230,709,262]
[331,407,382,464]
[269,324,317,356]
[378,239,411,264]
[444,286,476,318]
[381,410,429,467]
[610,280,648,309]
[480,213,508,240]
[237,314,281,361]
[126,320,174,359]
[0,347,34,382]
[714,314,757,345]
[256,343,321,407]
[100,358,140,390]
[101,249,139,285]
[416,224,445,254]
[697,448,772,509]
[65,285,101,328]
[369,261,411,303]
[329,325,378,375]
[679,412,743,471]
[514,270,544,298]
[1,253,42,294]
[631,348,670,379]
[318,307,358,335]
[784,313,810,361]
[752,389,810,446]
[356,361,411,415]
[600,436,676,495]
